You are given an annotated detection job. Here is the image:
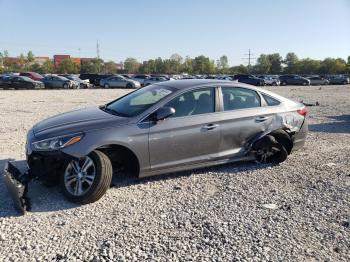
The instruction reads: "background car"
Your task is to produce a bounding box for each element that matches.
[307,76,329,85]
[19,72,44,81]
[0,75,44,89]
[258,75,280,86]
[60,74,92,89]
[41,75,74,89]
[232,74,265,86]
[279,75,310,86]
[143,76,169,86]
[79,73,99,86]
[328,75,350,85]
[131,74,149,86]
[100,75,141,88]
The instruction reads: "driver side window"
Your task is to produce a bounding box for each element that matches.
[165,87,215,117]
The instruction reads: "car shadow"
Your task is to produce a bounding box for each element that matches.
[309,114,350,134]
[0,158,273,217]
[112,161,272,189]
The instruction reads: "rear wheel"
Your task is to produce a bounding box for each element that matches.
[60,150,113,204]
[343,80,348,85]
[281,81,286,86]
[126,83,133,88]
[63,83,68,89]
[253,135,288,164]
[104,83,110,89]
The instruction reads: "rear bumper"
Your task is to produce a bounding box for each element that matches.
[3,162,32,214]
[292,118,308,151]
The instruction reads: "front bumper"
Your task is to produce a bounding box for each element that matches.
[3,162,32,214]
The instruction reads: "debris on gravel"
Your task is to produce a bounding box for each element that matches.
[0,86,349,261]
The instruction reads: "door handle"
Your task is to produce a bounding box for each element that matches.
[255,116,270,122]
[203,124,219,130]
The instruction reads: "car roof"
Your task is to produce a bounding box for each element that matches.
[154,79,256,90]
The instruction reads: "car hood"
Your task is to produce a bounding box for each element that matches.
[33,106,129,139]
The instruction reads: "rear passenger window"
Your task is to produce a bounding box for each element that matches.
[261,93,281,106]
[221,87,260,111]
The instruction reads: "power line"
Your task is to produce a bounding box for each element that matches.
[242,49,257,72]
[96,40,100,59]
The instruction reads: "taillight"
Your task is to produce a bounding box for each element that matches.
[297,106,308,116]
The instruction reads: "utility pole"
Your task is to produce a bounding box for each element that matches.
[96,40,101,73]
[242,49,256,73]
[96,40,100,59]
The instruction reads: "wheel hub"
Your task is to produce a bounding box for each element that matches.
[64,156,96,196]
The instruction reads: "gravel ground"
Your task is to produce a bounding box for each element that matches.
[0,85,349,261]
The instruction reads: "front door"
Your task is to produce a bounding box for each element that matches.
[149,87,221,171]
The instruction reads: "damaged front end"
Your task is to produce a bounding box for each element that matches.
[4,152,71,214]
[3,162,32,214]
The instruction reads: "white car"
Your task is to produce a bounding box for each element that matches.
[259,76,280,86]
[144,77,170,86]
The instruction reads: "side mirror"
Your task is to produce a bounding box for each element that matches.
[154,107,175,121]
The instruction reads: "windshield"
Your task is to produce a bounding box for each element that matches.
[105,85,176,117]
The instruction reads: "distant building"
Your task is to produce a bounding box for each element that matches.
[115,63,123,70]
[70,57,81,66]
[33,56,49,66]
[81,58,98,64]
[53,55,70,68]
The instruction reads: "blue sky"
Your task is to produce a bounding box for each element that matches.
[0,0,349,65]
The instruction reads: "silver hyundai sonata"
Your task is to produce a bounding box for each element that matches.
[4,80,308,213]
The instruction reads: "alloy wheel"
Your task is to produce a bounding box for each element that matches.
[64,156,96,196]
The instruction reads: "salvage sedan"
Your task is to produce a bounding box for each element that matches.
[4,80,308,213]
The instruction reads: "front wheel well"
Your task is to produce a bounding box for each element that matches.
[95,144,140,178]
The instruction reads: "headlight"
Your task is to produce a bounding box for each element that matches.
[32,133,83,151]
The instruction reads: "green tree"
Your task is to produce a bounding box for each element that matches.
[41,59,55,73]
[57,59,80,74]
[284,52,299,73]
[268,53,283,74]
[170,53,183,74]
[103,61,119,74]
[27,51,35,64]
[217,55,229,73]
[296,59,321,74]
[228,65,248,74]
[319,58,346,74]
[254,54,271,74]
[81,59,104,74]
[124,57,140,73]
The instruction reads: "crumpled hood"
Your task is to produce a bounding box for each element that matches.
[33,106,129,139]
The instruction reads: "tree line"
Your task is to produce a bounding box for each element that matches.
[1,50,349,75]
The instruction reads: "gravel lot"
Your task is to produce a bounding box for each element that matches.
[0,85,349,261]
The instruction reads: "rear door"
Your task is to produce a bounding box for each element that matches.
[148,86,221,171]
[217,86,273,158]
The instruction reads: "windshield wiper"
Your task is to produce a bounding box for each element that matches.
[100,105,129,117]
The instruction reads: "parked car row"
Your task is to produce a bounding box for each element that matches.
[1,71,349,90]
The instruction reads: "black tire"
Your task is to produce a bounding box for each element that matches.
[270,130,293,154]
[63,83,68,89]
[253,135,288,164]
[302,82,307,86]
[126,83,133,88]
[104,83,110,89]
[281,81,286,86]
[343,80,348,85]
[60,150,113,204]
